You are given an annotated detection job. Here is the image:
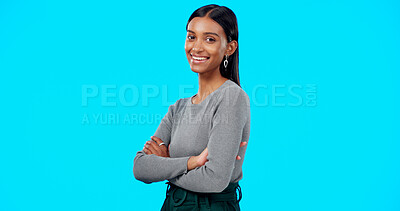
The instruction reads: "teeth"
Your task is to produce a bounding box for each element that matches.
[192,55,209,60]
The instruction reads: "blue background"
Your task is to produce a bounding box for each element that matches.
[1,0,399,210]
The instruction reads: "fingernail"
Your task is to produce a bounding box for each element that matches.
[151,136,153,139]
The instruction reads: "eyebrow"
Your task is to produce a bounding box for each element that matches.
[187,30,220,37]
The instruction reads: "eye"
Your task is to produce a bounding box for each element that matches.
[187,35,195,40]
[206,37,216,42]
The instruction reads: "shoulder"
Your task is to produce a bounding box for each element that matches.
[214,80,251,123]
[218,80,250,107]
[167,97,189,115]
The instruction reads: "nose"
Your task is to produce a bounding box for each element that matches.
[191,39,204,52]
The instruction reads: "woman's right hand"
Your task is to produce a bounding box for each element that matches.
[187,141,247,171]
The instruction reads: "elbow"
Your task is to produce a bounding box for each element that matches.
[132,156,142,180]
[132,165,141,180]
[133,165,152,184]
[211,177,231,193]
[133,158,153,184]
[205,172,231,193]
[200,165,233,192]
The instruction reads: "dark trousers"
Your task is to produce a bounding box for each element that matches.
[160,181,242,211]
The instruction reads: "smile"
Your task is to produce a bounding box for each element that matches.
[190,54,210,63]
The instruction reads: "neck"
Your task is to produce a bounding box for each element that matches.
[196,69,228,101]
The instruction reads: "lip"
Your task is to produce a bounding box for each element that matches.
[190,53,210,64]
[191,53,209,58]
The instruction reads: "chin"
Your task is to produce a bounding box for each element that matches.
[190,67,205,74]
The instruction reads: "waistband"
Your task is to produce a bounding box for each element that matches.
[165,181,242,209]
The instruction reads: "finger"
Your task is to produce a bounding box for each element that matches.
[150,136,163,145]
[145,144,158,155]
[143,148,151,155]
[151,136,167,149]
[200,147,208,157]
[146,141,161,154]
[147,140,161,150]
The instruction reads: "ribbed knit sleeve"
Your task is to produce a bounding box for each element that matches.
[133,100,191,183]
[168,86,251,193]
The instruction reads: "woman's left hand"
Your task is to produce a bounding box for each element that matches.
[143,136,170,157]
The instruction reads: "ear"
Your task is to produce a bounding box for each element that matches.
[225,40,238,56]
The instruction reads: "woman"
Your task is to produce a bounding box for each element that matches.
[133,4,250,210]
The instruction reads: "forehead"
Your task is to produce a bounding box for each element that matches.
[187,17,225,35]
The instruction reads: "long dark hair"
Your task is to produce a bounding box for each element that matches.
[186,4,240,87]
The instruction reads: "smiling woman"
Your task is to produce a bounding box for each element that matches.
[133,4,250,211]
[184,7,240,89]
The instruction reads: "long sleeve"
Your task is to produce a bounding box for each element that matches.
[133,99,191,183]
[168,87,250,193]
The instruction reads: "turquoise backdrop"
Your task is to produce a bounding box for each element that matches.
[1,0,399,210]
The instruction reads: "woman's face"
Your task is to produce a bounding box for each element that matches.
[185,16,229,74]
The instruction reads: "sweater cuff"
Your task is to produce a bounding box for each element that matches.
[182,156,191,174]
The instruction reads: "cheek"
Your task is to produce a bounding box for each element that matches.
[184,41,193,52]
[208,49,223,61]
[206,44,223,56]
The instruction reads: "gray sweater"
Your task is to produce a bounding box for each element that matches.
[133,79,251,193]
